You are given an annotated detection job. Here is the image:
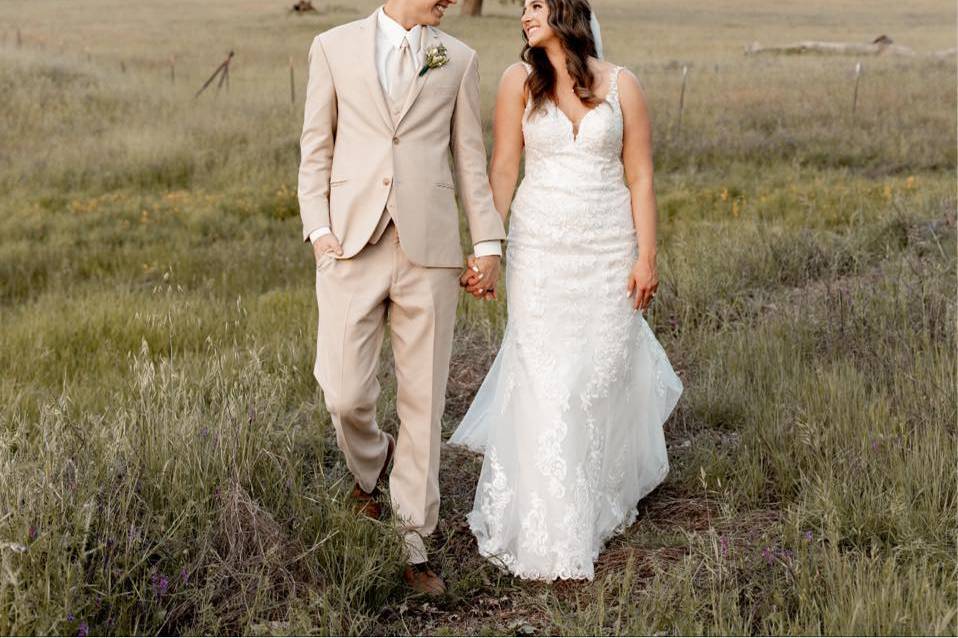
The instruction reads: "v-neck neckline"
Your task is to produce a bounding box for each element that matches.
[555,101,604,142]
[550,67,618,142]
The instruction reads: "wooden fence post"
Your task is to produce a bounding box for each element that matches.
[851,61,863,120]
[675,65,689,136]
[289,56,296,105]
[217,59,230,92]
[195,51,234,99]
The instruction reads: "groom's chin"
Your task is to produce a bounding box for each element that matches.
[424,2,449,26]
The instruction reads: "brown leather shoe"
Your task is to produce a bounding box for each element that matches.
[350,434,395,520]
[350,483,383,519]
[402,562,446,596]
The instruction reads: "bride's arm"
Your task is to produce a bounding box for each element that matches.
[488,62,528,225]
[461,63,527,296]
[619,69,659,312]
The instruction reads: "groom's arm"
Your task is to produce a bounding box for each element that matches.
[298,35,338,243]
[450,51,507,254]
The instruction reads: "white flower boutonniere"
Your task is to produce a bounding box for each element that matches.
[419,43,450,77]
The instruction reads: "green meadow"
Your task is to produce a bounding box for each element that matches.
[0,0,955,634]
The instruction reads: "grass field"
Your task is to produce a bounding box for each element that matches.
[0,0,956,635]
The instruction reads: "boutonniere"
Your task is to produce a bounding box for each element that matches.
[419,43,449,77]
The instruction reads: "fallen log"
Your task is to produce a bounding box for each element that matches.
[745,40,916,57]
[745,38,916,57]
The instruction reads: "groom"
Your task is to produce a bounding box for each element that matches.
[297,0,505,594]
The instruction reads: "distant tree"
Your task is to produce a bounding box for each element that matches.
[463,0,526,18]
[290,0,316,13]
[461,0,483,17]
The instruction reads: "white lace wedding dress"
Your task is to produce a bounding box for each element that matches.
[448,65,684,581]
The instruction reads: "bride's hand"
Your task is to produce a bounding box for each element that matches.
[461,255,500,301]
[627,259,658,312]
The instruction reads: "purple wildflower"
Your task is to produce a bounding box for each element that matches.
[719,536,729,557]
[761,546,774,565]
[803,530,813,542]
[180,567,190,584]
[67,613,75,622]
[28,526,38,542]
[151,573,170,597]
[871,439,879,451]
[77,622,89,637]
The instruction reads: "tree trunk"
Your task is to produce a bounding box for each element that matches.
[461,0,483,17]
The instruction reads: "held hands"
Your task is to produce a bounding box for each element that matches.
[460,254,501,301]
[312,233,343,262]
[627,258,658,313]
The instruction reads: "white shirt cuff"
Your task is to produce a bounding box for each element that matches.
[308,227,331,243]
[474,240,502,258]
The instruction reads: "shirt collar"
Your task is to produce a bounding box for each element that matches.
[377,6,423,52]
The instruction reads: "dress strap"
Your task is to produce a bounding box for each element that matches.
[606,66,624,106]
[602,65,624,115]
[520,62,534,114]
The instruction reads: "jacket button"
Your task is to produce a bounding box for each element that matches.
[392,136,400,145]
[383,177,391,186]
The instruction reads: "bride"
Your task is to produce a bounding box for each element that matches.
[450,0,684,581]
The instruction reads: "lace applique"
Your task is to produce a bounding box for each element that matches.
[474,447,513,545]
[535,418,568,499]
[520,491,549,556]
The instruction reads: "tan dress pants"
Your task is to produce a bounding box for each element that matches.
[313,222,460,563]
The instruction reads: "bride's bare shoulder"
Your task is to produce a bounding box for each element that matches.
[501,61,530,82]
[498,62,529,99]
[616,67,646,96]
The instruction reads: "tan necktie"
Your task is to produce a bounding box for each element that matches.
[387,36,415,118]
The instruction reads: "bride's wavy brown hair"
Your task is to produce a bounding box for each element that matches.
[521,0,600,115]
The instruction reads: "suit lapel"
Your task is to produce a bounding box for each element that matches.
[395,27,442,127]
[358,11,393,131]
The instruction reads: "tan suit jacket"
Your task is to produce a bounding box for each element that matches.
[298,11,506,267]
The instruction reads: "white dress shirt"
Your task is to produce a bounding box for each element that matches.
[309,7,501,258]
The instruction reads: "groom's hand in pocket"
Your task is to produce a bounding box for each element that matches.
[311,232,343,263]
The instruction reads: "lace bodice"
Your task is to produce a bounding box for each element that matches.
[509,64,633,257]
[519,64,627,196]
